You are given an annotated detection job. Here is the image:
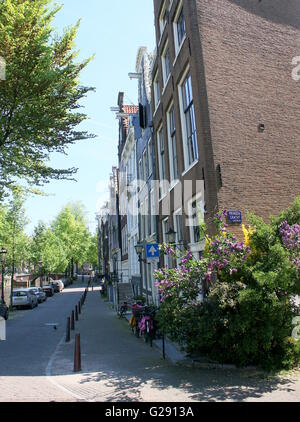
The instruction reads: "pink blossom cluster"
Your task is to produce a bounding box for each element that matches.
[280,221,300,251]
[203,236,250,282]
[280,221,300,269]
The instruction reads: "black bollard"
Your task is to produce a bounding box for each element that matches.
[66,317,71,343]
[73,333,82,372]
[78,300,81,314]
[75,305,78,321]
[71,310,75,331]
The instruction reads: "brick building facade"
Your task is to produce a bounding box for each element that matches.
[152,0,300,253]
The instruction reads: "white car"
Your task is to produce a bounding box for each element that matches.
[13,289,38,309]
[29,287,47,303]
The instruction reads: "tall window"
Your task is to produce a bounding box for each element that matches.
[140,202,145,240]
[176,7,186,47]
[167,104,178,182]
[153,71,161,111]
[162,42,171,87]
[189,197,205,244]
[139,158,143,182]
[159,1,167,37]
[143,149,147,180]
[180,71,198,169]
[157,127,166,197]
[173,210,183,245]
[147,139,152,177]
[145,196,149,238]
[150,189,156,235]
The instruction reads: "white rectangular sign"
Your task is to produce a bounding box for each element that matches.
[0,317,6,341]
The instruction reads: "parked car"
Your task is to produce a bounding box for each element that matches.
[50,282,60,293]
[42,285,54,297]
[0,299,8,320]
[13,289,38,309]
[50,280,64,293]
[29,287,47,303]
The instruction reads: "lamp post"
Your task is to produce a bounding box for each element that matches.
[1,247,7,303]
[112,253,119,308]
[134,243,145,262]
[165,228,177,245]
[135,243,147,300]
[166,228,177,269]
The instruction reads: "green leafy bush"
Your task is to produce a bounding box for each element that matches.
[155,199,300,370]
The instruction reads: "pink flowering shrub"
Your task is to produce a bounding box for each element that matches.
[279,221,300,269]
[155,199,300,369]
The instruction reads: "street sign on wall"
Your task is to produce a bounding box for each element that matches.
[227,211,242,224]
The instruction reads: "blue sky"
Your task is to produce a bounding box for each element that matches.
[24,0,155,234]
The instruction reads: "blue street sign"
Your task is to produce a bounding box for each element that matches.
[146,243,160,259]
[227,211,242,224]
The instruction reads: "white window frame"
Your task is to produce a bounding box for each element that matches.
[144,195,149,238]
[157,125,167,198]
[187,194,205,246]
[147,138,152,177]
[153,70,161,112]
[140,201,143,240]
[159,1,167,39]
[161,40,171,88]
[178,67,199,171]
[150,189,156,236]
[142,149,147,181]
[138,158,143,182]
[167,101,178,184]
[173,208,183,245]
[173,1,186,56]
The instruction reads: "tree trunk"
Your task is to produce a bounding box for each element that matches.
[71,257,74,279]
[10,262,14,310]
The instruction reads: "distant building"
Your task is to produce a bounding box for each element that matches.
[133,47,160,305]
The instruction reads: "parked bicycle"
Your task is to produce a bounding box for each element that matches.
[129,303,144,336]
[117,301,129,319]
[129,304,157,345]
[138,305,157,346]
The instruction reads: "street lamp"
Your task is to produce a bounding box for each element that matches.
[166,228,177,245]
[135,243,146,263]
[112,253,118,281]
[1,247,7,303]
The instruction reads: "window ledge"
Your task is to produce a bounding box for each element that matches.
[181,159,199,177]
[159,192,168,203]
[158,23,167,48]
[162,75,171,96]
[173,35,186,67]
[169,179,180,192]
[153,100,161,118]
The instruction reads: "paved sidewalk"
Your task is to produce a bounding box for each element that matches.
[48,288,300,402]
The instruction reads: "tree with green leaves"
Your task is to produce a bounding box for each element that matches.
[0,0,95,198]
[52,202,90,278]
[86,234,98,270]
[3,189,29,308]
[30,221,67,282]
[38,229,68,277]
